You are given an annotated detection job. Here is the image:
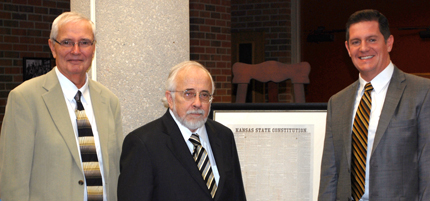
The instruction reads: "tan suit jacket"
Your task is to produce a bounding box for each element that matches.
[0,69,123,201]
[318,66,430,201]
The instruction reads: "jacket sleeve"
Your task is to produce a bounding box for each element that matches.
[117,133,153,201]
[0,90,35,201]
[318,98,338,201]
[418,86,430,200]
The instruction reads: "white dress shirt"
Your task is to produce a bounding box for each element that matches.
[55,67,107,201]
[352,62,394,201]
[169,109,220,185]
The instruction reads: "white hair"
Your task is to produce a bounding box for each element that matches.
[50,12,96,41]
[161,61,215,107]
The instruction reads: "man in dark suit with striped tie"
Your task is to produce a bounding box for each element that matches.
[118,61,247,201]
[318,9,430,201]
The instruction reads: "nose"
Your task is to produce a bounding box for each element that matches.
[70,43,82,54]
[192,94,202,108]
[360,41,369,52]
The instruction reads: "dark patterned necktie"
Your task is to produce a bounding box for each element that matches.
[189,133,217,198]
[74,91,103,201]
[351,83,373,201]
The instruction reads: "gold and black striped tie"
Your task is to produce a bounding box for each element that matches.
[351,82,373,201]
[189,133,217,198]
[75,91,103,201]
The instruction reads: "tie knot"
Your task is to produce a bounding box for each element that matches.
[364,83,373,92]
[189,133,201,147]
[74,91,84,111]
[74,91,82,102]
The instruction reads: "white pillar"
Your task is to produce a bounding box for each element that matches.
[71,0,190,134]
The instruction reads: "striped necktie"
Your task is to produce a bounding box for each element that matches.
[351,83,373,201]
[189,133,218,198]
[74,91,103,201]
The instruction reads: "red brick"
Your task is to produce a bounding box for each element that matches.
[43,0,57,8]
[211,69,221,74]
[21,36,35,43]
[29,44,43,51]
[43,15,56,23]
[4,35,19,43]
[4,67,21,74]
[199,25,211,32]
[200,40,210,46]
[190,3,205,10]
[190,46,205,53]
[190,39,200,46]
[20,21,34,29]
[221,55,231,61]
[0,12,12,19]
[28,14,42,21]
[205,19,216,26]
[0,43,13,51]
[13,44,27,51]
[220,95,231,103]
[222,69,231,75]
[11,28,26,36]
[35,22,50,29]
[57,2,70,9]
[206,47,216,54]
[28,0,43,6]
[221,41,230,48]
[35,52,51,58]
[0,59,13,66]
[200,11,211,18]
[21,52,35,57]
[34,7,48,14]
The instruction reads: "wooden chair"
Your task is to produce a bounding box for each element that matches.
[232,61,311,103]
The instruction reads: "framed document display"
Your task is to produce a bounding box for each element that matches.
[210,103,327,201]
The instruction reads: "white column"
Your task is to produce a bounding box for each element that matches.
[71,0,190,134]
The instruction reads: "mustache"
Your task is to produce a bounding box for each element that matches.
[186,109,205,115]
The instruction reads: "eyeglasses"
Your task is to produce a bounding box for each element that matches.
[52,39,96,48]
[171,89,213,103]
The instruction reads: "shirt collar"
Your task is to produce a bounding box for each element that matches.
[55,67,90,103]
[358,61,394,94]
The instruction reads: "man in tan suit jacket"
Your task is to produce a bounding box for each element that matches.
[0,12,123,201]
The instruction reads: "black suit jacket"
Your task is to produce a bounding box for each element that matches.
[118,110,247,201]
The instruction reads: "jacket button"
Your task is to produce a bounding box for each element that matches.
[78,180,84,185]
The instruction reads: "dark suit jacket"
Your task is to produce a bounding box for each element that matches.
[318,66,430,201]
[118,110,246,201]
[0,69,123,200]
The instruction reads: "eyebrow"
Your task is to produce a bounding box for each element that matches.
[350,34,379,41]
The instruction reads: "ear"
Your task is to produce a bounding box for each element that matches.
[165,91,174,109]
[48,39,57,58]
[345,40,351,57]
[386,35,394,53]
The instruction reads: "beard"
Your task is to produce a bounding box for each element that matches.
[173,107,209,131]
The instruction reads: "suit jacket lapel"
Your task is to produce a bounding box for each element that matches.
[371,66,406,155]
[41,70,82,170]
[341,81,360,168]
[205,121,224,201]
[89,80,110,177]
[161,111,212,196]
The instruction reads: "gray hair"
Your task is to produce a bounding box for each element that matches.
[50,12,96,41]
[162,61,215,107]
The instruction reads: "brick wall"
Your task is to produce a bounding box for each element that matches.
[0,0,70,128]
[231,0,293,102]
[189,0,232,103]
